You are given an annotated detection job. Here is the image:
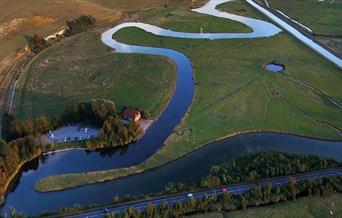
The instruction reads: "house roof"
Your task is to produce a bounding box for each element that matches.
[123,107,140,119]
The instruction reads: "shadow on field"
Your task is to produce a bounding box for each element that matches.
[13,88,82,120]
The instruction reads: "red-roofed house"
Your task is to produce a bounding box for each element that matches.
[122,108,141,122]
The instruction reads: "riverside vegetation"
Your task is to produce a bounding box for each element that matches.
[0,100,144,203]
[33,0,342,191]
[33,152,341,217]
[3,99,143,151]
[37,178,342,218]
[35,150,339,191]
[0,136,41,205]
[104,177,342,218]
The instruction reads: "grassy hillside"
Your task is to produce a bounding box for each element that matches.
[0,0,123,60]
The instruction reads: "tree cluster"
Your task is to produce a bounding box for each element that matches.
[28,34,46,53]
[1,113,58,142]
[11,176,342,218]
[65,15,96,36]
[61,99,117,127]
[60,100,142,150]
[198,151,337,188]
[0,136,41,200]
[86,116,141,150]
[1,99,143,152]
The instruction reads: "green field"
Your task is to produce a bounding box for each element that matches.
[35,0,342,192]
[13,30,176,119]
[268,0,342,36]
[12,0,254,120]
[187,194,342,218]
[137,0,252,33]
[267,0,342,57]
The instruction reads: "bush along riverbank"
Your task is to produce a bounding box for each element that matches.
[32,152,342,217]
[0,136,42,205]
[0,99,144,204]
[2,99,143,151]
[197,151,338,188]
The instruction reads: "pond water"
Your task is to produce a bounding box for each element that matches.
[265,63,285,72]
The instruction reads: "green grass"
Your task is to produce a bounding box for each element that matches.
[186,194,342,218]
[137,1,252,33]
[35,0,342,192]
[13,30,176,119]
[268,0,342,36]
[218,0,267,19]
[187,212,224,218]
[43,140,85,152]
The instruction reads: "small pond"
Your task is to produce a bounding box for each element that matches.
[265,63,285,72]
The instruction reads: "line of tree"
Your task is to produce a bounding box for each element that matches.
[35,176,342,218]
[30,152,341,218]
[60,99,117,127]
[1,113,58,142]
[0,136,41,204]
[65,15,96,36]
[27,14,95,54]
[197,151,338,189]
[107,176,342,218]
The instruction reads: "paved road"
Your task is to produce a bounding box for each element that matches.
[66,168,342,218]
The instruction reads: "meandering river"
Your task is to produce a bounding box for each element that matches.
[1,0,341,215]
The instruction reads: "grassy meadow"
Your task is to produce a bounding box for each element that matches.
[0,0,208,60]
[268,0,342,36]
[13,30,176,119]
[267,0,342,57]
[187,194,342,218]
[35,0,342,192]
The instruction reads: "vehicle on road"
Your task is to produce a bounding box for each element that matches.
[187,193,193,198]
[103,208,109,214]
[221,187,228,193]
